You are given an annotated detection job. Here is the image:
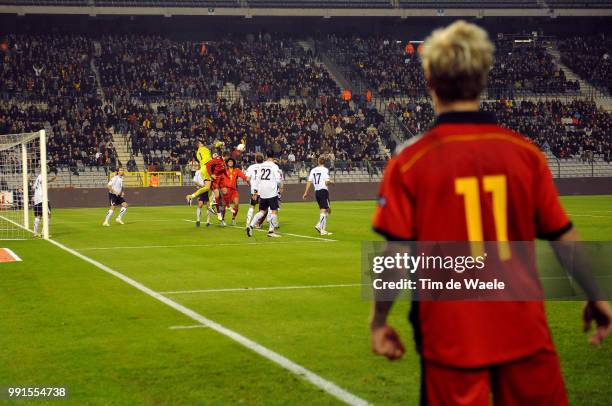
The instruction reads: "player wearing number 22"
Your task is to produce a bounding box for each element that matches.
[371,20,610,406]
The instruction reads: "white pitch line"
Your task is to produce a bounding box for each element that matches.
[0,215,369,405]
[53,219,178,224]
[281,231,337,242]
[169,325,209,330]
[182,219,337,242]
[77,240,329,251]
[160,283,365,295]
[229,225,337,242]
[1,248,22,261]
[45,239,369,406]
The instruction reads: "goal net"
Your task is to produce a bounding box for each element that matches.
[0,130,48,240]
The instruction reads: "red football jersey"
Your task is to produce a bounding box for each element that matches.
[373,111,571,368]
[206,157,227,178]
[225,167,248,190]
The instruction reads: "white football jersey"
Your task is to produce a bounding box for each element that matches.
[108,175,124,195]
[245,163,262,193]
[33,174,43,205]
[308,166,330,191]
[254,161,282,199]
[193,171,205,187]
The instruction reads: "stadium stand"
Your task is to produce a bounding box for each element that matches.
[0,33,610,185]
[0,98,119,174]
[558,35,611,94]
[388,99,434,136]
[0,34,96,101]
[325,35,579,98]
[112,96,389,169]
[391,98,611,162]
[98,36,338,103]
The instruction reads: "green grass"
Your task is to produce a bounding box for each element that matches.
[1,196,611,405]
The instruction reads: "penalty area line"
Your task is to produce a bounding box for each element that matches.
[43,238,369,406]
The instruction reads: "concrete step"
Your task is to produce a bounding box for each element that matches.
[546,45,610,111]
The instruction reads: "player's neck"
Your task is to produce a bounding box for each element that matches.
[434,98,480,116]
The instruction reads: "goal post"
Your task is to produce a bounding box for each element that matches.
[0,129,48,240]
[40,130,49,240]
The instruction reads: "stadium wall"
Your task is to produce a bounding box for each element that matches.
[50,178,612,208]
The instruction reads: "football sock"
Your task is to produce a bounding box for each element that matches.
[118,207,127,219]
[246,207,254,224]
[318,213,325,227]
[196,207,202,222]
[206,210,211,223]
[104,209,113,223]
[269,214,278,233]
[34,217,40,234]
[266,211,272,223]
[320,213,328,231]
[251,211,265,228]
[232,204,239,219]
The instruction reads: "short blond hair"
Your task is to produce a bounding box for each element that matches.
[421,20,494,102]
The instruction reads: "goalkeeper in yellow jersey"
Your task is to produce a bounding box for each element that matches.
[186,140,213,205]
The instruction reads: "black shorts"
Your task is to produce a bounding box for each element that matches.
[250,193,260,206]
[198,191,209,203]
[33,202,52,217]
[109,192,125,206]
[315,189,330,210]
[259,196,279,212]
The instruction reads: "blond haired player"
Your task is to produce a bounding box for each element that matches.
[370,20,611,406]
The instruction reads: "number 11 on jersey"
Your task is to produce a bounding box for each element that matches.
[455,175,511,260]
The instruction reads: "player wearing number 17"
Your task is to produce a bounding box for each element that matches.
[370,20,611,406]
[302,156,334,235]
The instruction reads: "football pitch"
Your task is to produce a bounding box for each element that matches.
[2,196,611,405]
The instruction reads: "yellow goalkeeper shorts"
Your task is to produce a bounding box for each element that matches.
[199,166,212,181]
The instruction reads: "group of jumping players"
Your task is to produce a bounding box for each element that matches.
[185,140,333,237]
[186,140,249,227]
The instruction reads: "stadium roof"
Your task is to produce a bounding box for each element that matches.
[0,0,610,16]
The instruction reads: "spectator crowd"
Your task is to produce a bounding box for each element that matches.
[111,95,388,172]
[391,98,611,162]
[325,35,579,98]
[0,34,96,100]
[559,35,611,94]
[0,32,609,179]
[98,34,339,104]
